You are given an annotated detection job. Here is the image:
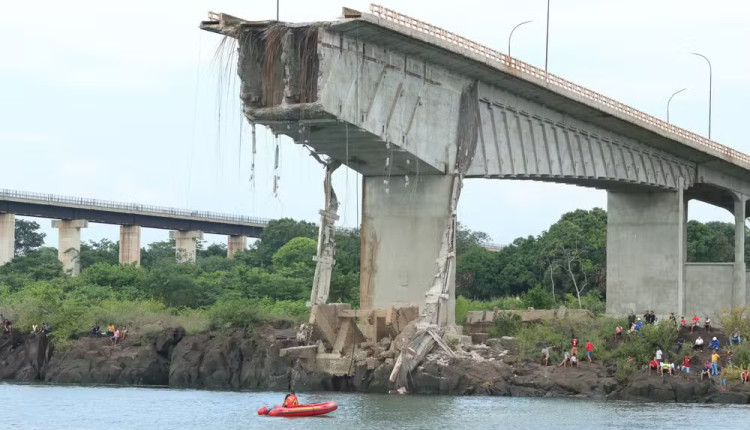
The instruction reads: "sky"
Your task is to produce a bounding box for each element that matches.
[1,0,748,250]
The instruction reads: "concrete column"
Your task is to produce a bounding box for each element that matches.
[119,225,141,266]
[227,235,247,259]
[360,175,455,325]
[606,190,685,316]
[52,219,88,276]
[733,195,746,309]
[169,230,203,263]
[0,213,15,265]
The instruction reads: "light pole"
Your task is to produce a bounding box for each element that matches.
[276,0,279,20]
[508,20,533,58]
[667,88,687,124]
[691,52,712,139]
[545,0,550,75]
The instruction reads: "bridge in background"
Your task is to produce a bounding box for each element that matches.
[201,3,750,328]
[0,189,268,274]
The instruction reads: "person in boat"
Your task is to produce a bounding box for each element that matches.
[283,390,299,408]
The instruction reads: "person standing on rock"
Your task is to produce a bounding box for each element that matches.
[690,314,700,333]
[585,341,595,363]
[570,338,579,356]
[720,366,728,391]
[557,351,571,367]
[704,317,711,332]
[655,348,663,363]
[741,368,749,383]
[627,312,636,328]
[711,351,720,375]
[683,355,692,380]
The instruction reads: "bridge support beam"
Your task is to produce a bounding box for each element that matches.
[119,225,141,266]
[52,219,88,276]
[360,176,455,326]
[733,195,746,309]
[170,230,203,263]
[227,235,247,259]
[606,189,686,316]
[0,213,15,266]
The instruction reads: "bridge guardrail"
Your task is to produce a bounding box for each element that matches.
[369,4,750,168]
[0,189,270,226]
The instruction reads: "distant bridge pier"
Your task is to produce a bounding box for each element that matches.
[119,225,141,266]
[170,230,203,263]
[52,219,88,276]
[227,235,246,259]
[0,213,15,265]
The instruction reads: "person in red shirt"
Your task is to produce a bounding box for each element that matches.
[683,355,691,380]
[585,341,595,363]
[690,314,700,333]
[570,338,579,356]
[649,359,659,375]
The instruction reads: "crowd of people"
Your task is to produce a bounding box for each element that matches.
[552,337,596,368]
[0,314,51,336]
[90,323,128,345]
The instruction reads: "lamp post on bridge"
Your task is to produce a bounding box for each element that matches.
[667,88,687,124]
[508,20,533,58]
[691,52,712,139]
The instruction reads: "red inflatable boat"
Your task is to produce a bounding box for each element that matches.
[258,401,337,417]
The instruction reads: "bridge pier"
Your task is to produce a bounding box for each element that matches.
[227,235,246,258]
[119,225,141,266]
[0,213,15,265]
[360,175,456,325]
[606,189,687,317]
[52,219,88,276]
[733,195,746,309]
[170,230,203,263]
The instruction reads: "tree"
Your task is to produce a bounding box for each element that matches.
[14,219,46,257]
[456,223,491,255]
[141,240,176,268]
[198,243,228,259]
[687,220,734,262]
[255,219,317,267]
[80,239,119,269]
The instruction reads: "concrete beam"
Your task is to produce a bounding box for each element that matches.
[119,225,141,266]
[227,235,247,259]
[52,219,88,276]
[0,213,15,266]
[169,230,203,263]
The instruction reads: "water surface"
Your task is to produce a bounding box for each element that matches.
[1,384,747,429]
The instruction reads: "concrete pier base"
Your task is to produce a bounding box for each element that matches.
[119,225,141,266]
[227,235,247,259]
[733,195,746,308]
[360,175,455,325]
[170,230,203,263]
[606,190,686,316]
[0,213,15,265]
[52,219,88,276]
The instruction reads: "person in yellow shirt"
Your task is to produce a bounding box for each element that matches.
[107,324,115,337]
[711,352,719,375]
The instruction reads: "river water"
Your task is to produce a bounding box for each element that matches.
[1,384,748,429]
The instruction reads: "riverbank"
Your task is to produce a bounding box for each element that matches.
[1,323,748,404]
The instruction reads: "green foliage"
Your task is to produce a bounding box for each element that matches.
[255,218,317,267]
[615,357,638,383]
[208,298,309,329]
[614,323,680,364]
[140,240,176,269]
[687,220,734,263]
[79,239,119,269]
[523,284,556,309]
[14,219,46,257]
[272,237,317,270]
[0,247,63,290]
[489,312,522,337]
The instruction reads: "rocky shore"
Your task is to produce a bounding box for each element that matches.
[1,326,748,404]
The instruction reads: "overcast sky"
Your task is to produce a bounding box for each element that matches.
[1,0,748,249]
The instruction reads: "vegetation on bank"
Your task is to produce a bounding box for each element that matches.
[1,211,746,349]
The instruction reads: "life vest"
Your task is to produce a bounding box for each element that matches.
[283,394,299,408]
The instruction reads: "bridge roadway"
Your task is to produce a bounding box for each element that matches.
[200,4,750,322]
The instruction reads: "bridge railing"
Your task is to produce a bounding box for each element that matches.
[0,189,270,226]
[369,4,750,168]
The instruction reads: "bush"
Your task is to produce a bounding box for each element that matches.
[523,284,555,309]
[455,295,527,324]
[208,298,309,329]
